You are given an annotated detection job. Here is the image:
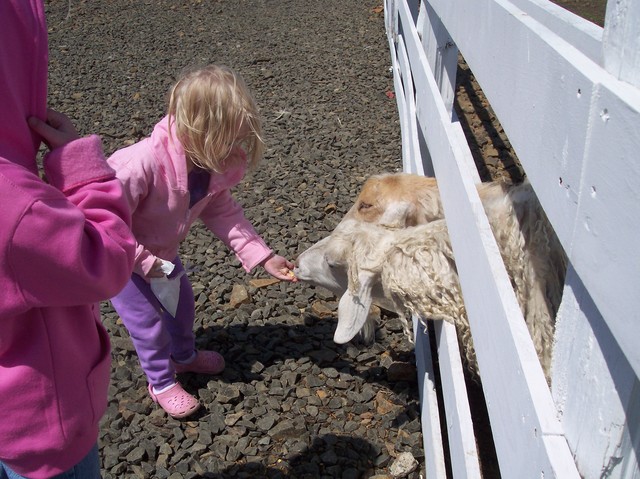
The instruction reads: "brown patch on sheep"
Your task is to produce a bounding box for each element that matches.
[344,173,442,227]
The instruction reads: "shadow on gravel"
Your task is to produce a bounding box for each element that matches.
[180,318,417,392]
[193,434,378,478]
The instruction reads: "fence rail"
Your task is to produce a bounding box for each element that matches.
[384,0,640,477]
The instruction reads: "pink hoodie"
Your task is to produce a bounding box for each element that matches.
[107,116,273,277]
[0,2,136,478]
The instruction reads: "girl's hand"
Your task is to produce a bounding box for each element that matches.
[28,109,80,151]
[262,254,298,282]
[147,258,167,278]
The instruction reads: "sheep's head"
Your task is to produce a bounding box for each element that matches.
[294,235,350,296]
[296,173,445,345]
[343,173,441,227]
[295,220,397,344]
[295,219,373,295]
[295,224,363,344]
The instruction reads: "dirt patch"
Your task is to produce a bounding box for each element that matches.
[453,0,608,185]
[551,0,607,26]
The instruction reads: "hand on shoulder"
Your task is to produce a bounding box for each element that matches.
[28,109,80,151]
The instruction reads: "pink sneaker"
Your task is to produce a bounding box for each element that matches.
[173,350,225,375]
[148,383,200,419]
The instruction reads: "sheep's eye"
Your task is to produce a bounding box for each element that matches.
[324,254,338,268]
[358,202,373,211]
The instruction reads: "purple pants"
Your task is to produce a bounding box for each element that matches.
[111,257,196,390]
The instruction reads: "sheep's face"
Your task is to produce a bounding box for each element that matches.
[294,235,349,296]
[295,219,398,345]
[295,218,366,294]
[295,231,379,345]
[295,173,442,346]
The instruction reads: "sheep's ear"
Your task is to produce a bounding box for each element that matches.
[379,200,416,227]
[334,271,375,344]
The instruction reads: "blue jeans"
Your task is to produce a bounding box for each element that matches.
[0,444,100,479]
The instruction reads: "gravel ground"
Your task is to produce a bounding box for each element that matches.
[45,1,422,478]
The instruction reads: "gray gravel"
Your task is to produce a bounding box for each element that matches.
[45,1,426,477]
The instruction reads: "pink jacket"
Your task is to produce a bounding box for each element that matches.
[0,2,136,478]
[107,116,273,277]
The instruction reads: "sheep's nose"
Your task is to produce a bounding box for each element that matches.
[292,266,304,279]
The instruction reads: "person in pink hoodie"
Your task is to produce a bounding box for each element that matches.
[108,64,297,419]
[0,2,136,478]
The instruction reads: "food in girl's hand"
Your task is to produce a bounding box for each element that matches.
[281,268,297,280]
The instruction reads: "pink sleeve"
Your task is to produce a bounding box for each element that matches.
[199,189,273,272]
[135,244,158,278]
[107,146,157,278]
[11,136,136,307]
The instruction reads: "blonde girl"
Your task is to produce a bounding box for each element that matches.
[108,64,296,419]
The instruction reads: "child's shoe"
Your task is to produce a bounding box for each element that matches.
[173,350,225,375]
[148,383,200,418]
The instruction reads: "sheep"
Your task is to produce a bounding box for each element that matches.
[294,173,566,379]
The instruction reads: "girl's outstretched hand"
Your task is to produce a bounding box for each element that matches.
[28,108,80,151]
[262,254,298,282]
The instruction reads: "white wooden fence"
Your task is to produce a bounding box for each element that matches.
[384,0,640,477]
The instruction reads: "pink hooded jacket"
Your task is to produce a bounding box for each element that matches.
[107,116,273,277]
[0,2,136,478]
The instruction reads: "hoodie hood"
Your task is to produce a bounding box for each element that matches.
[0,0,48,174]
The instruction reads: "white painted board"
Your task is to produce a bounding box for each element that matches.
[413,317,448,478]
[553,266,640,479]
[434,320,482,479]
[426,0,640,378]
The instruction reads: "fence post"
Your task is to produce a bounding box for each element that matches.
[603,0,640,86]
[552,2,640,477]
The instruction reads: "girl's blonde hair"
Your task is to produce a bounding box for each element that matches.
[167,64,264,173]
